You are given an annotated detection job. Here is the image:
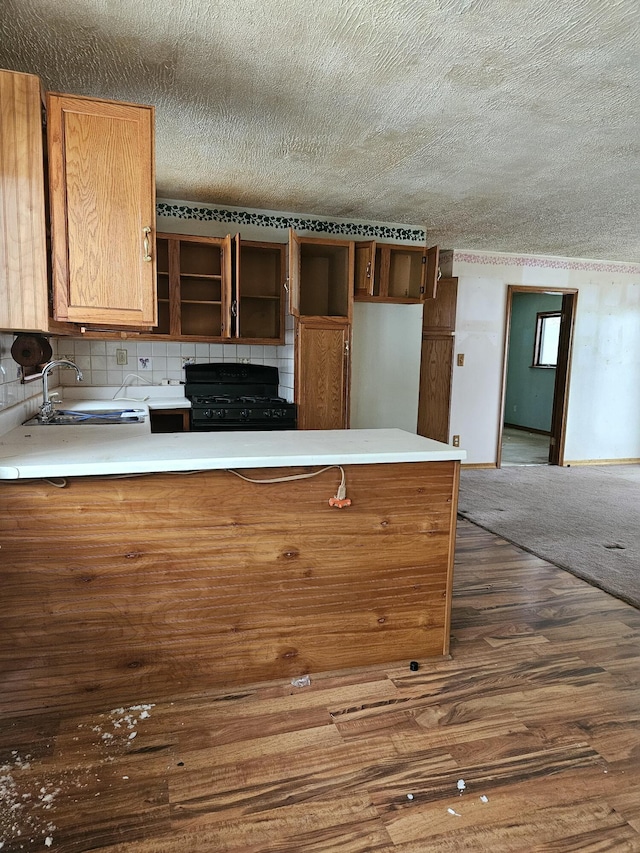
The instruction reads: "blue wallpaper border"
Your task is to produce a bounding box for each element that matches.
[156,202,425,243]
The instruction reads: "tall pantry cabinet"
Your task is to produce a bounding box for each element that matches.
[417,276,458,443]
[288,230,353,430]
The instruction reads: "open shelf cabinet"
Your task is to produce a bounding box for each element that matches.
[153,233,232,340]
[355,242,439,303]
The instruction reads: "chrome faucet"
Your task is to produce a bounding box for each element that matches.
[39,359,83,421]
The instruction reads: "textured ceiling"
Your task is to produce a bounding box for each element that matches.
[1,0,639,260]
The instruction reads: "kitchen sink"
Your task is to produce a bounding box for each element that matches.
[24,401,148,426]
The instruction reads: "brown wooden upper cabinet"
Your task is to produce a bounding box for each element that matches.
[234,237,286,343]
[354,242,439,303]
[288,229,354,321]
[0,70,50,334]
[154,233,285,343]
[154,233,232,339]
[47,92,157,328]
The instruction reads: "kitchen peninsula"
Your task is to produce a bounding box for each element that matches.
[0,424,465,715]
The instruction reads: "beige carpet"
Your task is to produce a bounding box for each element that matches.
[458,464,640,608]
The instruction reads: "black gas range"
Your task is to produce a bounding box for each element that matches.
[185,363,297,431]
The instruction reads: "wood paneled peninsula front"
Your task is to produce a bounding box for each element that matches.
[0,427,464,715]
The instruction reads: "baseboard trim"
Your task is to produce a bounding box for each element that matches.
[461,462,498,469]
[503,423,551,436]
[564,458,640,466]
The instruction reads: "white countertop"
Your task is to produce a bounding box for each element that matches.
[0,426,465,480]
[61,385,191,411]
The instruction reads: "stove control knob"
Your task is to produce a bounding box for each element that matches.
[272,409,281,418]
[240,409,250,420]
[215,409,226,419]
[204,409,213,419]
[263,409,272,418]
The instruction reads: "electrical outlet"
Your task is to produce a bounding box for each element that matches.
[452,435,460,447]
[116,349,128,366]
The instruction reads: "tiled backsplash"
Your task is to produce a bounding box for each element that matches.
[55,333,295,399]
[0,320,295,417]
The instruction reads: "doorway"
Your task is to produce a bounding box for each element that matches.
[498,287,577,467]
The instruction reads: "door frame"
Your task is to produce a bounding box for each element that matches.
[497,286,578,467]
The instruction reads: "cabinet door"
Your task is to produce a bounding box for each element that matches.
[221,233,233,336]
[423,245,440,301]
[234,236,285,343]
[47,93,156,327]
[296,317,350,430]
[354,241,376,298]
[417,334,454,443]
[417,276,457,443]
[422,277,458,333]
[288,228,301,317]
[0,70,49,333]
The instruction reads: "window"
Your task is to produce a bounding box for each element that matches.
[533,312,561,367]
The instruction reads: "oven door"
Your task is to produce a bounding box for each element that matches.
[189,407,296,431]
[190,421,296,431]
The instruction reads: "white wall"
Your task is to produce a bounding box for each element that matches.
[350,302,423,431]
[451,251,640,464]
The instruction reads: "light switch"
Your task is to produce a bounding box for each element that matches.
[457,353,464,367]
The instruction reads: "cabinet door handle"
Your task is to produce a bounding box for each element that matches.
[231,299,238,317]
[142,226,152,262]
[283,277,289,293]
[365,261,371,279]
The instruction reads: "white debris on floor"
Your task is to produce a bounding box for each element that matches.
[0,750,58,850]
[457,778,466,793]
[78,703,156,755]
[1,703,156,848]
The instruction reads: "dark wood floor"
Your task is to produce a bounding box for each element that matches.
[2,519,640,852]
